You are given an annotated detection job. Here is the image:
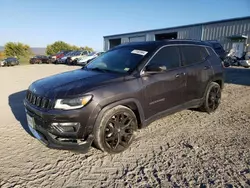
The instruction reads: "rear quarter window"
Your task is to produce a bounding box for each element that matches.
[180,45,208,66]
[206,47,219,58]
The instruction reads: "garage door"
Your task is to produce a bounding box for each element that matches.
[129,36,146,42]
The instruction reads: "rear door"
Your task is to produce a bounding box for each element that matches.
[141,46,187,119]
[180,45,213,102]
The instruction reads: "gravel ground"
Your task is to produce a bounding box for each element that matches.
[0,65,249,188]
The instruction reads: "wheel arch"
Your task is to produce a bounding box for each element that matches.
[95,98,145,130]
[202,77,224,100]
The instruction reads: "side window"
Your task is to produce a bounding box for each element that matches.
[213,43,222,50]
[200,47,209,60]
[206,47,219,58]
[148,46,180,70]
[180,46,205,66]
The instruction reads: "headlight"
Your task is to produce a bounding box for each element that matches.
[54,95,92,110]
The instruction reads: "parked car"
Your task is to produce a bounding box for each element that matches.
[205,40,227,60]
[77,51,104,65]
[50,50,72,63]
[30,55,51,64]
[56,51,76,64]
[24,40,224,154]
[66,50,91,65]
[0,57,19,67]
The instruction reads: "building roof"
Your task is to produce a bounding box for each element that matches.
[104,16,250,38]
[112,39,211,50]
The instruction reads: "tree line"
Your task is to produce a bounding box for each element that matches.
[1,41,94,58]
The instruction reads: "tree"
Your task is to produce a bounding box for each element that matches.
[0,51,5,59]
[4,42,31,57]
[46,41,72,55]
[81,46,94,52]
[46,41,94,55]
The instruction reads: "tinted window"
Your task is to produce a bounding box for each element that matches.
[148,46,180,70]
[206,47,218,58]
[212,43,223,49]
[200,47,209,60]
[180,46,207,66]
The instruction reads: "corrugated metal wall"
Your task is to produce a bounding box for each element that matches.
[177,26,202,40]
[201,18,250,51]
[129,36,146,42]
[103,26,202,51]
[103,18,250,51]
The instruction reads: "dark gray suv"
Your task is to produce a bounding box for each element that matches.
[24,40,224,154]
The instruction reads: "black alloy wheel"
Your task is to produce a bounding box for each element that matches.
[200,82,221,113]
[94,105,138,154]
[207,85,221,112]
[104,112,135,151]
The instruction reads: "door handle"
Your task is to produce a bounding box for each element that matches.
[204,65,210,70]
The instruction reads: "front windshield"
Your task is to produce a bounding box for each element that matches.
[86,47,149,73]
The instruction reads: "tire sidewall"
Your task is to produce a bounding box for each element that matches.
[94,105,137,154]
[203,82,221,113]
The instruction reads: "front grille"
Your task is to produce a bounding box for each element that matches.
[26,90,54,109]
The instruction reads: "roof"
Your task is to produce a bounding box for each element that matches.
[104,16,250,38]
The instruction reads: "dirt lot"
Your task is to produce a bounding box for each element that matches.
[0,65,249,188]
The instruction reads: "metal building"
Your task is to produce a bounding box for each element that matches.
[103,16,250,52]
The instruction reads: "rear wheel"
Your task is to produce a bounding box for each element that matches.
[93,105,138,154]
[199,82,221,113]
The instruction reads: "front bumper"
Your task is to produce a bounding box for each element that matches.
[24,99,100,152]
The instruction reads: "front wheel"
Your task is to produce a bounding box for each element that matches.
[93,105,138,154]
[199,82,221,113]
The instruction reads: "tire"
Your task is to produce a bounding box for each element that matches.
[199,82,221,113]
[93,105,138,154]
[223,61,230,67]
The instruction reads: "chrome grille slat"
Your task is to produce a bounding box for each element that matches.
[25,91,53,109]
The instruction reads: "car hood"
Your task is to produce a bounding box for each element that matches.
[29,69,124,98]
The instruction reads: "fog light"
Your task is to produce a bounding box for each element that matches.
[50,122,80,133]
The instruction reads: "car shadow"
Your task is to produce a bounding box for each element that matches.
[8,90,34,136]
[225,67,250,86]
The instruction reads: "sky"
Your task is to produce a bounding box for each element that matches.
[1,0,250,50]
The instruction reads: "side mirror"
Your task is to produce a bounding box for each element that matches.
[145,64,167,72]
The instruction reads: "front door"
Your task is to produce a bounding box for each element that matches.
[141,46,187,119]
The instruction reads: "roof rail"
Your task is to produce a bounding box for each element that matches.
[167,39,203,42]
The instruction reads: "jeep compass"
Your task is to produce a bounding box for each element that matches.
[24,40,224,154]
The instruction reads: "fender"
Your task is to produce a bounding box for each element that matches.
[91,98,145,133]
[202,76,224,101]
